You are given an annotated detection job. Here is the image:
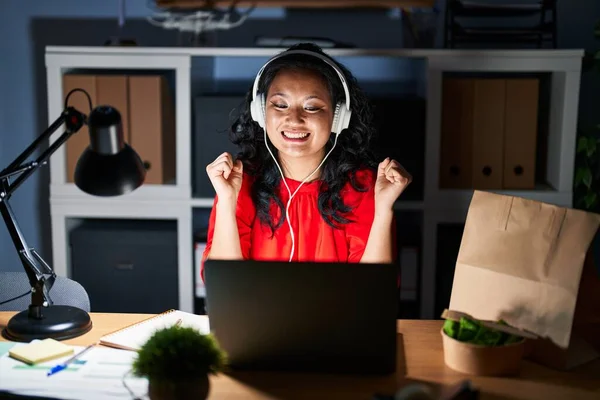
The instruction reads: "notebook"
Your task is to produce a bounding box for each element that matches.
[9,338,74,365]
[99,309,210,351]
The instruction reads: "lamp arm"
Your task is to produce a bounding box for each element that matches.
[0,107,86,317]
[0,107,86,199]
[1,109,69,177]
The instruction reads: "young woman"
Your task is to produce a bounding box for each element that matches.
[202,43,411,275]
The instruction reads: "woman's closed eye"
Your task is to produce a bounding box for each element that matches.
[304,105,323,112]
[270,102,323,113]
[271,101,288,109]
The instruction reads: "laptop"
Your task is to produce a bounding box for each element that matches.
[203,260,398,374]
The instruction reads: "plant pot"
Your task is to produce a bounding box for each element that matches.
[148,375,210,400]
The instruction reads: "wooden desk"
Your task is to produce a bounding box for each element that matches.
[1,312,599,400]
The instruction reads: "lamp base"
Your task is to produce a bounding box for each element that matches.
[2,305,93,342]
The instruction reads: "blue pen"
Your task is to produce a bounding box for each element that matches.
[47,342,97,377]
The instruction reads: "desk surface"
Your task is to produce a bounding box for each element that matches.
[1,312,599,400]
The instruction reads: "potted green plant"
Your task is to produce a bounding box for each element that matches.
[575,20,600,213]
[574,20,600,273]
[574,133,600,213]
[132,326,227,400]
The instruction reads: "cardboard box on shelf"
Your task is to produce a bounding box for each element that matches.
[128,76,176,185]
[62,74,175,185]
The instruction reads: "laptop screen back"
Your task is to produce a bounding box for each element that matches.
[204,260,398,374]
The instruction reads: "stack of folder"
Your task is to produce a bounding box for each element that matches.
[439,76,540,190]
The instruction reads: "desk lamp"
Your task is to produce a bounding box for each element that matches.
[0,88,146,342]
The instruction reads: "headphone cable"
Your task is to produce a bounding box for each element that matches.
[264,129,339,262]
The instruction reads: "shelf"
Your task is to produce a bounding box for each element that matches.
[45,45,584,320]
[429,188,573,223]
[449,35,553,44]
[450,23,555,44]
[50,183,190,201]
[192,190,569,214]
[46,46,584,60]
[450,1,549,18]
[190,198,215,208]
[191,198,424,210]
[154,0,436,9]
[49,186,424,212]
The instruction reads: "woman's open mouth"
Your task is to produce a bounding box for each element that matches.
[281,131,310,142]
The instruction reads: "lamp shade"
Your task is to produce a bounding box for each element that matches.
[74,106,146,196]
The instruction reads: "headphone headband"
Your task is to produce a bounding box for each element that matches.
[251,49,351,111]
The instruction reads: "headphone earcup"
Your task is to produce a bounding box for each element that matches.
[250,94,266,128]
[260,95,267,127]
[331,103,341,135]
[332,102,351,135]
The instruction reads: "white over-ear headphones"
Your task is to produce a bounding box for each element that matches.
[249,49,352,135]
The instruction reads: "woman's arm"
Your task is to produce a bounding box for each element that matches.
[359,158,410,264]
[359,208,394,264]
[205,198,244,260]
[204,152,246,260]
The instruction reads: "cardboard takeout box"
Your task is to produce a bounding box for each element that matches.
[448,191,600,370]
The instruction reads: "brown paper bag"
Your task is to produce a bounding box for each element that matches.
[449,190,600,370]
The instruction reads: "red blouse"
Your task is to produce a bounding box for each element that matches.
[201,168,389,279]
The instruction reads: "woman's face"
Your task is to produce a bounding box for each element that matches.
[264,68,334,165]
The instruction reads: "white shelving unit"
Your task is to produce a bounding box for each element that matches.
[45,46,583,318]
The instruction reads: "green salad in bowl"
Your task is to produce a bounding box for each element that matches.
[443,317,524,346]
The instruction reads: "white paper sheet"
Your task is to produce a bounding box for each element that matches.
[0,343,148,399]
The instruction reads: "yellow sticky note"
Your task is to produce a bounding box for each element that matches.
[9,338,74,365]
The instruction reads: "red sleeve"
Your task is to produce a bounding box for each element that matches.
[201,175,255,282]
[344,170,376,263]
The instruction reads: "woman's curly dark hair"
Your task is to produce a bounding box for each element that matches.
[230,43,378,234]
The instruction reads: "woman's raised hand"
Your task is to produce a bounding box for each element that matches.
[206,152,244,202]
[375,157,412,212]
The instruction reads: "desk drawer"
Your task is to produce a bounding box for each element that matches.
[70,219,178,313]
